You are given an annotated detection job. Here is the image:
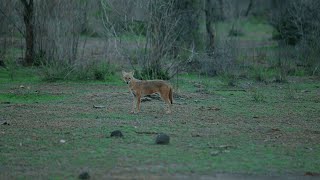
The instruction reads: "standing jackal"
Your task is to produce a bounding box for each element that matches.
[122,71,173,114]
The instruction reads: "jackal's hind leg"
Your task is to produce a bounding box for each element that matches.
[166,102,171,114]
[136,94,141,113]
[166,95,172,114]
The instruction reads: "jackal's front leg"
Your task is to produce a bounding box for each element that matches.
[130,95,135,114]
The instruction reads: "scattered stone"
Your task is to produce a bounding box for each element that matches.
[0,101,10,104]
[199,106,220,111]
[271,128,281,132]
[210,150,220,156]
[135,131,157,135]
[309,130,320,134]
[301,90,311,93]
[155,133,170,145]
[60,139,66,143]
[2,121,10,126]
[217,145,236,149]
[110,130,123,138]
[304,147,313,151]
[191,134,201,137]
[78,171,90,179]
[193,83,203,88]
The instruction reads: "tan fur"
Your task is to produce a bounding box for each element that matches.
[122,70,173,114]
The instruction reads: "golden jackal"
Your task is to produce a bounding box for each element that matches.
[122,71,173,114]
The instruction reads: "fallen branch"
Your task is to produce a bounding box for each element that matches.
[214,89,247,92]
[134,131,158,135]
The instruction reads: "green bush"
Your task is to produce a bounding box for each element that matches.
[251,66,268,83]
[40,60,72,82]
[228,28,244,37]
[92,61,115,81]
[40,60,115,82]
[136,66,170,80]
[219,74,238,87]
[127,20,147,36]
[3,54,17,81]
[271,1,320,45]
[251,89,266,102]
[251,66,287,83]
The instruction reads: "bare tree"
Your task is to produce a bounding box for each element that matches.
[217,0,225,20]
[0,2,9,67]
[101,0,195,79]
[205,0,215,56]
[34,0,84,65]
[20,0,34,66]
[245,0,253,16]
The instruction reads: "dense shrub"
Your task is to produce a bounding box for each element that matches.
[135,66,170,80]
[271,1,320,46]
[40,60,115,82]
[271,0,320,75]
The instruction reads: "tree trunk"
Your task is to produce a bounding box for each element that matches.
[205,0,215,56]
[20,0,34,66]
[217,0,225,21]
[0,37,6,67]
[245,0,253,16]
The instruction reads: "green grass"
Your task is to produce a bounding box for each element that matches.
[215,17,274,41]
[120,33,146,42]
[1,67,320,178]
[0,67,40,83]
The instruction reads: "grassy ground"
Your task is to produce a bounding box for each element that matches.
[1,68,320,179]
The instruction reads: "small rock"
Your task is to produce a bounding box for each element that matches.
[60,139,66,143]
[191,134,201,137]
[2,121,10,125]
[78,171,90,179]
[210,150,220,156]
[155,133,170,145]
[0,102,10,104]
[301,90,311,93]
[110,130,123,138]
[218,145,235,149]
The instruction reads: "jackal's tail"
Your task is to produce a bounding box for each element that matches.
[169,87,173,104]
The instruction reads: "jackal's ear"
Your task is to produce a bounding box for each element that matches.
[130,71,135,76]
[122,70,126,76]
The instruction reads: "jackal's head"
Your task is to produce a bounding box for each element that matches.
[122,70,134,84]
